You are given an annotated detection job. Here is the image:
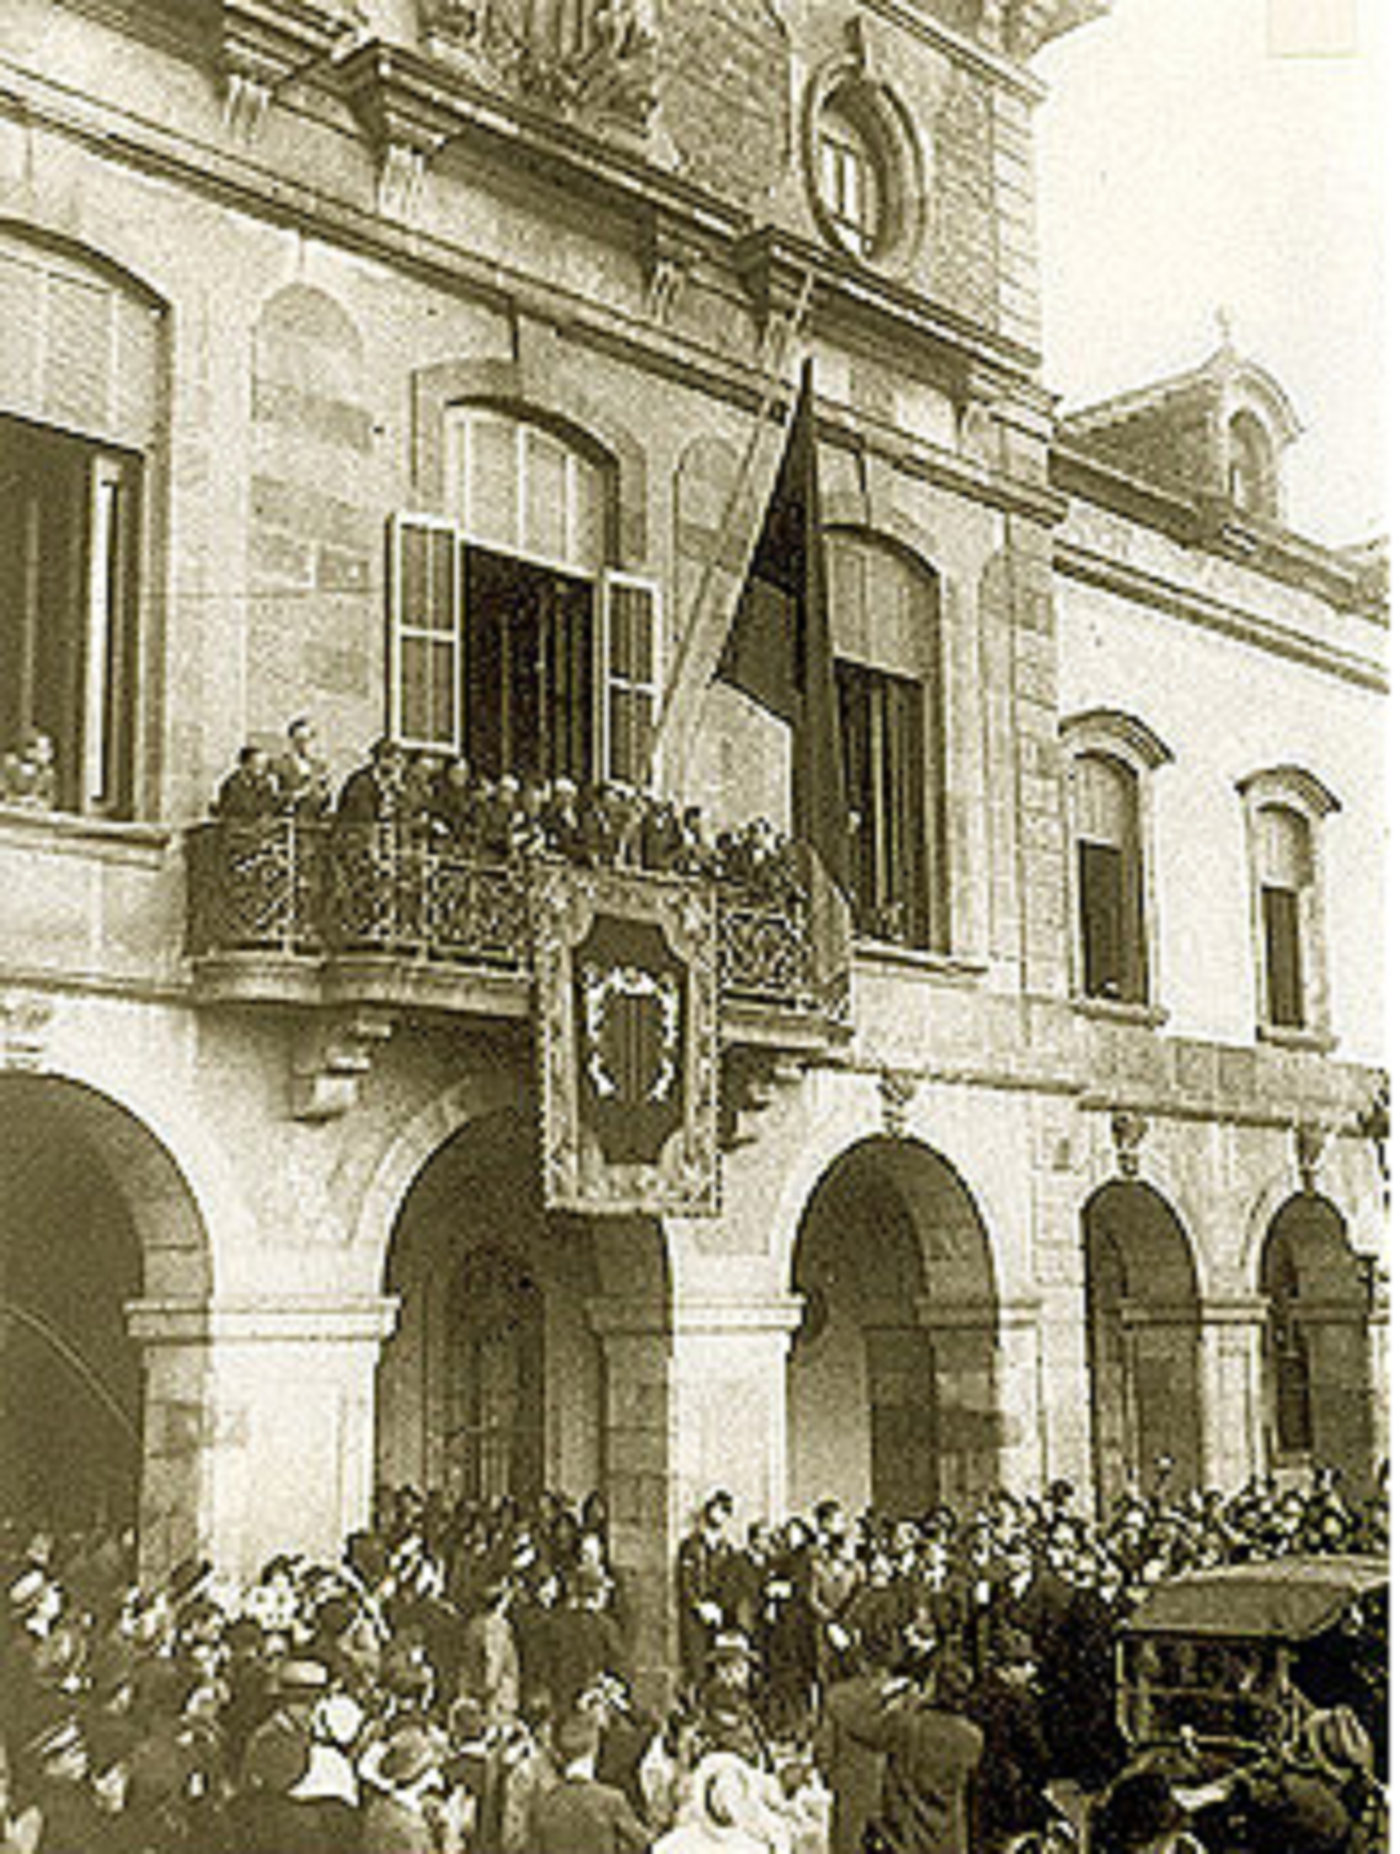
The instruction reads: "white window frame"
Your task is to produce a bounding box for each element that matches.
[388,511,463,753]
[1237,765,1340,1048]
[598,568,662,790]
[1060,709,1174,1019]
[446,406,603,580]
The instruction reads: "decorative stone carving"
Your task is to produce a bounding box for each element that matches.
[291,1008,395,1121]
[417,0,658,136]
[1111,1108,1148,1178]
[0,991,53,1071]
[879,1068,919,1139]
[336,42,462,219]
[1003,0,1111,59]
[219,0,359,143]
[1294,1121,1330,1195]
[1356,1077,1389,1205]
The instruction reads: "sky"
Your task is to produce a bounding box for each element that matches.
[1035,0,1386,545]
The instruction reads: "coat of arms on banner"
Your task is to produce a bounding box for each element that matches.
[533,866,720,1215]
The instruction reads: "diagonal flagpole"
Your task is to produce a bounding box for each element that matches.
[653,271,816,754]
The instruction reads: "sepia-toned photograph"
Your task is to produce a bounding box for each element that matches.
[0,0,1386,1848]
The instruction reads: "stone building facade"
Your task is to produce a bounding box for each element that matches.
[0,0,1385,1689]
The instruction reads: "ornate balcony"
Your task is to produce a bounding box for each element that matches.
[184,821,848,1040]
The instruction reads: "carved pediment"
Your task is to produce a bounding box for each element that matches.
[416,0,657,134]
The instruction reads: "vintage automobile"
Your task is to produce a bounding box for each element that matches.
[1100,1554,1388,1851]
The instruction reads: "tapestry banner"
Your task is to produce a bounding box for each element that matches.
[534,865,720,1216]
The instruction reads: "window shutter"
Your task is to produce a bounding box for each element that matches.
[600,571,660,788]
[388,514,461,751]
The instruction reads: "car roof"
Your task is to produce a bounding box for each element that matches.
[1125,1556,1388,1641]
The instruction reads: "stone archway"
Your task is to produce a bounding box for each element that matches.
[0,1075,212,1570]
[1083,1180,1203,1511]
[1260,1193,1373,1481]
[787,1135,1000,1517]
[374,1102,676,1691]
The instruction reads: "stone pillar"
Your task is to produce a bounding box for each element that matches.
[1198,1298,1268,1490]
[1365,1290,1389,1475]
[669,1296,804,1526]
[128,1296,398,1581]
[587,1296,676,1712]
[994,1298,1045,1492]
[916,1297,1031,1504]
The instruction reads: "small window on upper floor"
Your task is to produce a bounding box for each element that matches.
[1228,410,1277,520]
[817,96,884,261]
[1238,767,1338,1045]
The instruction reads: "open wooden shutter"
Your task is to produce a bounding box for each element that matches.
[600,570,660,788]
[388,513,461,751]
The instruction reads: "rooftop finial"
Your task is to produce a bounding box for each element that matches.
[1214,306,1236,352]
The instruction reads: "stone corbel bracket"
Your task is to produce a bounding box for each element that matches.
[220,0,350,141]
[334,41,462,219]
[292,1007,395,1122]
[720,1046,806,1151]
[0,990,54,1072]
[639,206,707,326]
[1110,1107,1149,1178]
[1294,1120,1331,1196]
[878,1067,920,1139]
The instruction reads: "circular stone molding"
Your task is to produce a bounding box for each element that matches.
[802,54,926,275]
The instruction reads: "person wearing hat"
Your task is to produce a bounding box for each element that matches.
[694,1632,772,1773]
[967,1624,1053,1853]
[542,1562,629,1718]
[361,1722,446,1854]
[841,1646,984,1854]
[526,1709,650,1854]
[237,1657,328,1795]
[16,1717,104,1854]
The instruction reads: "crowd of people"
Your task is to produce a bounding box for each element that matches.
[0,1468,1387,1853]
[210,718,810,907]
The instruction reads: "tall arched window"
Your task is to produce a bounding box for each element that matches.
[826,530,942,951]
[1072,753,1144,1002]
[1062,712,1173,1010]
[1238,767,1338,1042]
[390,407,659,787]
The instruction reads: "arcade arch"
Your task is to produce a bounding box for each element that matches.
[375,1106,671,1506]
[1082,1180,1203,1511]
[1259,1193,1373,1480]
[0,1074,212,1556]
[786,1136,999,1516]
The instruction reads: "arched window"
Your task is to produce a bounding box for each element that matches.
[1071,753,1144,1002]
[826,530,942,951]
[1062,711,1173,1010]
[1228,410,1276,518]
[390,407,659,787]
[1238,767,1338,1041]
[1262,1227,1313,1457]
[0,231,162,818]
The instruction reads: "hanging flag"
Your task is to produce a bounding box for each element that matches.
[716,361,852,896]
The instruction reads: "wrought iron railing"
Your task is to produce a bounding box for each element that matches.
[185,820,842,1015]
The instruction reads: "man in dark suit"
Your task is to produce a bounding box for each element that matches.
[842,1648,984,1854]
[528,1710,650,1854]
[335,736,405,823]
[676,1490,736,1692]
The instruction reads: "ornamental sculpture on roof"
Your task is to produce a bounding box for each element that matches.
[418,0,657,131]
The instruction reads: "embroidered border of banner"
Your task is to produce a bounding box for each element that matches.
[534,865,720,1216]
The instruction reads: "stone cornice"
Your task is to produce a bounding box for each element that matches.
[1054,541,1387,693]
[126,1297,401,1343]
[1053,443,1388,623]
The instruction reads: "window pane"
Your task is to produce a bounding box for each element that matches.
[1259,805,1310,887]
[1263,884,1304,1027]
[1075,753,1134,846]
[524,427,568,564]
[610,581,654,682]
[1080,840,1126,998]
[467,412,518,552]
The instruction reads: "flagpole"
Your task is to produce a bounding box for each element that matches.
[653,269,816,754]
